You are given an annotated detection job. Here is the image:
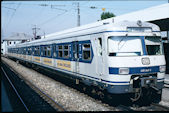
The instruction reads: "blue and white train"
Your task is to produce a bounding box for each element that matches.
[6,20,166,102]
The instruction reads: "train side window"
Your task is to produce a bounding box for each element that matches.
[98,38,102,55]
[47,45,51,57]
[64,45,69,58]
[28,47,31,55]
[23,48,26,55]
[34,47,37,55]
[53,45,56,57]
[41,46,43,56]
[44,46,47,56]
[82,43,91,60]
[58,45,63,58]
[37,46,40,56]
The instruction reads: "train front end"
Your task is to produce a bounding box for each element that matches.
[106,21,166,102]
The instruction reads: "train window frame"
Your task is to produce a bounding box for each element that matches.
[107,36,143,57]
[23,47,26,55]
[34,46,37,56]
[145,36,163,56]
[36,46,40,56]
[58,45,63,58]
[28,47,32,55]
[47,45,51,57]
[98,37,102,56]
[82,43,91,61]
[53,44,57,58]
[63,45,69,59]
[44,46,47,57]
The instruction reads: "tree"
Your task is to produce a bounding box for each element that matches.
[101,12,115,20]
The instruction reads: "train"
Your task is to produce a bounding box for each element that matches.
[6,20,166,103]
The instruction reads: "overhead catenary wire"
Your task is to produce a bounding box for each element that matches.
[4,2,22,33]
[2,6,16,11]
[38,10,68,27]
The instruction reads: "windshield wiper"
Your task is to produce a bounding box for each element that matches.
[118,36,127,50]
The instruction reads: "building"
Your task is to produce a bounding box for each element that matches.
[1,33,33,55]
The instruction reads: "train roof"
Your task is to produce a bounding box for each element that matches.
[11,20,160,47]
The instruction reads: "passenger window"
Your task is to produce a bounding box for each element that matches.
[44,46,47,56]
[24,48,26,55]
[82,44,91,60]
[37,46,40,56]
[47,45,51,57]
[35,47,37,55]
[98,38,102,55]
[58,45,63,58]
[64,45,69,58]
[53,45,56,57]
[28,47,31,55]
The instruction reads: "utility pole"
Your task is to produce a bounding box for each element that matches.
[77,2,80,26]
[32,25,40,40]
[73,2,80,26]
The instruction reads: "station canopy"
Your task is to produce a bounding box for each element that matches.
[105,3,169,31]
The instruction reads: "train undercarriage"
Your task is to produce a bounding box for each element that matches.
[130,74,162,104]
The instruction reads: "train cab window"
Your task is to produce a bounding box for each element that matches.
[98,38,102,55]
[58,45,63,58]
[145,36,163,55]
[64,45,69,58]
[82,44,91,60]
[108,36,142,56]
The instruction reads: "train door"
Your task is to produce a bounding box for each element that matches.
[72,41,79,73]
[95,37,103,78]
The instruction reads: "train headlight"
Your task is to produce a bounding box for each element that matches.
[160,66,166,72]
[119,68,129,74]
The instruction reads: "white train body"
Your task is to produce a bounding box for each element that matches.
[7,20,165,94]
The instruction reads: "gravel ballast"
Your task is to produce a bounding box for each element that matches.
[2,57,116,111]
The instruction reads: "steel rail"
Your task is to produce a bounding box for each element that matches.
[116,105,134,111]
[1,67,30,112]
[151,103,169,111]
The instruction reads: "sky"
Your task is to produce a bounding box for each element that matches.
[1,0,168,39]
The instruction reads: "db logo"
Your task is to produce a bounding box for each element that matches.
[142,57,150,65]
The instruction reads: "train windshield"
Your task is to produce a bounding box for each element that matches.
[145,36,163,55]
[108,36,143,56]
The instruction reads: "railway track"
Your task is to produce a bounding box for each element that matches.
[1,67,30,112]
[117,103,169,111]
[116,105,134,111]
[2,57,169,111]
[150,103,169,111]
[1,61,65,112]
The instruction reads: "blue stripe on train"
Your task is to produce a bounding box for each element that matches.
[109,66,160,74]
